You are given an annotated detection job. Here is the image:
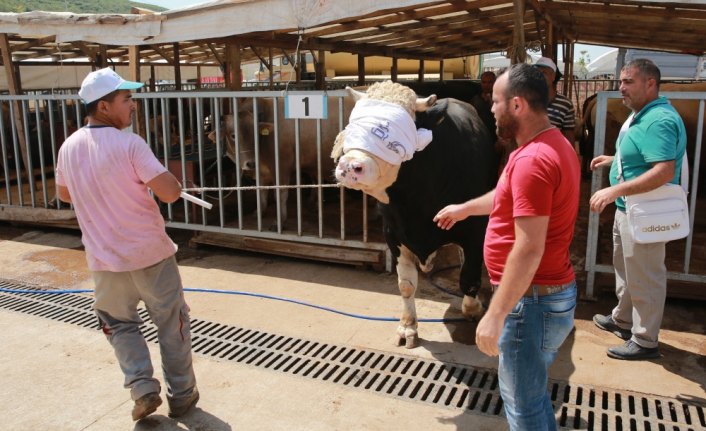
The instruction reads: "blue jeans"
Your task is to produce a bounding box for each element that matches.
[498,282,577,431]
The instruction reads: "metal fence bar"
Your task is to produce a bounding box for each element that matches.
[684,99,704,273]
[0,101,11,204]
[9,101,24,207]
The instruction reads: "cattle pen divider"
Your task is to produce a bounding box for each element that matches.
[0,89,393,271]
[3,87,704,299]
[585,90,705,299]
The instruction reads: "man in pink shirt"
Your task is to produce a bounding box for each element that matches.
[56,68,198,421]
[434,63,580,430]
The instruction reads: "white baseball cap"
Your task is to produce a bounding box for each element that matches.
[78,67,144,104]
[534,56,562,80]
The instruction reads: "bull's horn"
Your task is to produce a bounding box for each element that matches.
[415,94,437,112]
[346,86,367,101]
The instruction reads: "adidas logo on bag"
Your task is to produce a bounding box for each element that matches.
[641,224,674,232]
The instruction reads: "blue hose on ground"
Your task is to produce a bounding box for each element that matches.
[0,287,467,323]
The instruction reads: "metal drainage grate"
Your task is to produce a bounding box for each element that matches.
[1,280,704,431]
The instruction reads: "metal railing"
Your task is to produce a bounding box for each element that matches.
[0,90,390,268]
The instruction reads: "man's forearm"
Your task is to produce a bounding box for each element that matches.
[463,189,495,217]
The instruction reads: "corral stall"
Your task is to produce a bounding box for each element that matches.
[0,90,391,269]
[0,93,81,223]
[585,91,706,299]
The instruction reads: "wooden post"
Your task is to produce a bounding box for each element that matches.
[226,42,242,91]
[544,24,554,59]
[128,45,145,139]
[149,65,156,92]
[295,51,302,82]
[0,33,30,187]
[172,42,181,91]
[268,47,274,89]
[563,41,575,97]
[357,54,365,86]
[315,49,326,90]
[510,0,527,64]
[196,65,202,89]
[418,60,425,82]
[97,45,108,68]
[391,57,398,82]
[439,60,445,81]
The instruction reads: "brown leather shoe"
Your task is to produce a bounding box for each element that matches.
[168,388,199,418]
[132,392,162,421]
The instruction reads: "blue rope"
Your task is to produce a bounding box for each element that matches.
[0,287,467,323]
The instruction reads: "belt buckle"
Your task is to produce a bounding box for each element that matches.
[543,284,566,295]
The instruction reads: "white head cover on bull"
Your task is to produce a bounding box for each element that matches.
[343,99,433,165]
[331,80,436,204]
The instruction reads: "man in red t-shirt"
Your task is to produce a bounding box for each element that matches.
[434,63,580,431]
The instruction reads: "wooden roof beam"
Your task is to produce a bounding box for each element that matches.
[71,41,99,59]
[305,0,504,38]
[328,7,519,45]
[11,35,56,52]
[149,44,174,62]
[544,1,706,20]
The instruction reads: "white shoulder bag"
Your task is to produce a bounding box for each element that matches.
[617,120,690,244]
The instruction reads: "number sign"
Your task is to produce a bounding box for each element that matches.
[285,94,327,119]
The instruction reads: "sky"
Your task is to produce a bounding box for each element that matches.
[142,1,614,62]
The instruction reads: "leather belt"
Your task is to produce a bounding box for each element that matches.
[491,282,573,297]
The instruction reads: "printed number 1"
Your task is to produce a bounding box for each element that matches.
[302,97,309,116]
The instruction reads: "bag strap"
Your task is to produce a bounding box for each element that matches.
[616,112,688,193]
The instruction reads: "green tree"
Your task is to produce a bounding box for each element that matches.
[576,50,591,79]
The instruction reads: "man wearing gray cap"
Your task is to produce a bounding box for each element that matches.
[55,67,199,421]
[534,56,576,146]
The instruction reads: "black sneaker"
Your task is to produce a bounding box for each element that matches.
[593,314,631,340]
[132,392,162,421]
[168,388,200,418]
[607,340,660,360]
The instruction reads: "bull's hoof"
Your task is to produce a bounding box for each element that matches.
[462,295,485,320]
[395,333,419,349]
[395,326,419,349]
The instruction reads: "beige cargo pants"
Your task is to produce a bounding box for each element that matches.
[92,255,197,403]
[611,209,667,349]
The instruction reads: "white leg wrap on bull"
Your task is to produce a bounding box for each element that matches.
[462,294,484,319]
[396,245,419,349]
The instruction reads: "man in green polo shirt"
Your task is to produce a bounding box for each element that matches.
[588,58,686,360]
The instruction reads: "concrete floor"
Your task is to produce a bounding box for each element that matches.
[0,225,704,430]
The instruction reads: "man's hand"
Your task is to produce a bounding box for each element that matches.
[433,204,467,230]
[589,186,619,213]
[475,312,504,356]
[590,155,614,171]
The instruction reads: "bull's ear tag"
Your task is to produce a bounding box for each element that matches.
[285,94,327,119]
[260,128,270,136]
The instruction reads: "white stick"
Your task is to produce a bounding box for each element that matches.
[180,192,213,210]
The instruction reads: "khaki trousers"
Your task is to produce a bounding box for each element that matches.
[611,209,667,349]
[93,256,197,402]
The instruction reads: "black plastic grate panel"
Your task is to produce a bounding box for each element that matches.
[1,280,704,430]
